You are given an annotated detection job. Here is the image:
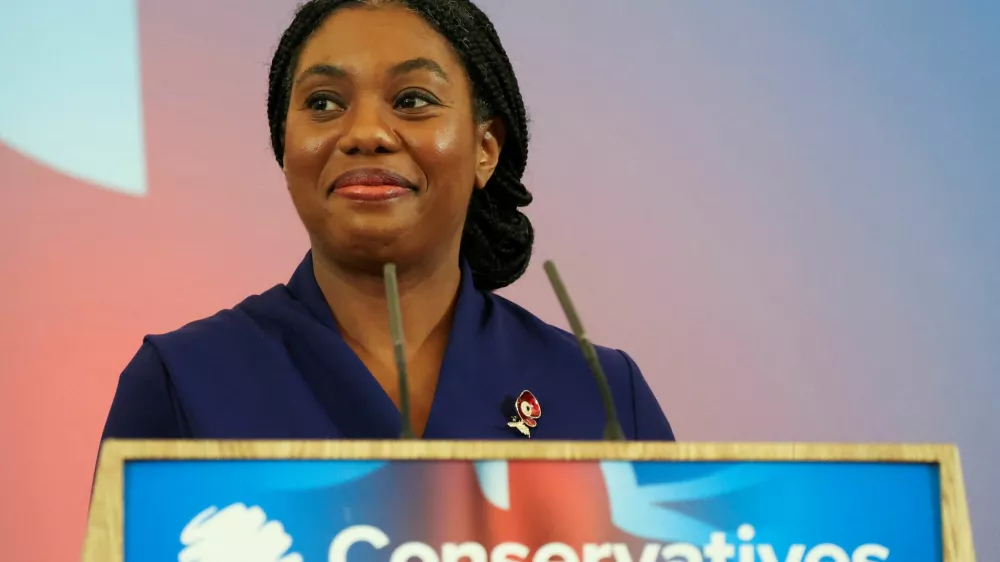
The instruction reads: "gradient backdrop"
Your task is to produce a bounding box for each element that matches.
[1,1,997,560]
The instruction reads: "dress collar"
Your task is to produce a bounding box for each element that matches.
[285,250,485,337]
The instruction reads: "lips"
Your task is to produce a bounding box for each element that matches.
[327,168,418,202]
[330,168,416,192]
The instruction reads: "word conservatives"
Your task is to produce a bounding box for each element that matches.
[328,525,889,562]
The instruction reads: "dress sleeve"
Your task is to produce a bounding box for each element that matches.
[101,341,188,439]
[618,349,676,441]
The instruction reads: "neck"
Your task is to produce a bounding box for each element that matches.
[311,251,463,355]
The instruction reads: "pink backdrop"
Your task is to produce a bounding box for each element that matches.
[1,1,997,560]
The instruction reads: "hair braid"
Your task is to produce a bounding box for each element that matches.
[267,1,344,167]
[267,0,534,291]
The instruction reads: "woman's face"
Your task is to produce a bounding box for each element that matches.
[283,5,502,272]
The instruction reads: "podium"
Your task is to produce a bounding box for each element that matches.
[83,441,975,562]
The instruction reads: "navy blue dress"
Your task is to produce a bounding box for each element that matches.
[101,252,675,441]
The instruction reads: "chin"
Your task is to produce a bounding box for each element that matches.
[331,222,420,265]
[342,215,414,242]
[326,197,414,232]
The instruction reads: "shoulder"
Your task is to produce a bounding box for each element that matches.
[487,292,634,372]
[485,293,676,441]
[142,284,299,358]
[128,283,314,398]
[102,339,184,438]
[101,285,295,439]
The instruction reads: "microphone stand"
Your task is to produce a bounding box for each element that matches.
[383,263,415,439]
[544,260,626,441]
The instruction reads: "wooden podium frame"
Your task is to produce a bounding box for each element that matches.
[83,441,976,562]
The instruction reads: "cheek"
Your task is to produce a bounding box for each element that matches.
[298,133,331,159]
[283,122,336,191]
[407,121,477,193]
[283,126,337,224]
[429,124,461,158]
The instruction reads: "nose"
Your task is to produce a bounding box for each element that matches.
[336,97,401,156]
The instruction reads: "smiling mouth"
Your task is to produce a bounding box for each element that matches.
[329,168,417,202]
[334,184,414,202]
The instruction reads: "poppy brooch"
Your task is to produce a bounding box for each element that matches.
[507,390,541,438]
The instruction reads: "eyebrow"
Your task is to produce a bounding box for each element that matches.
[294,57,449,87]
[387,57,449,83]
[294,63,348,86]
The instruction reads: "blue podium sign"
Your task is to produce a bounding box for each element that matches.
[82,442,975,562]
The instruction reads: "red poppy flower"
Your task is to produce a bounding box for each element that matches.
[514,390,541,428]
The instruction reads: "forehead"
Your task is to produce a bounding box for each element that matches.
[296,6,465,77]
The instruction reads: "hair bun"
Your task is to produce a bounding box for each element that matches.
[462,188,534,292]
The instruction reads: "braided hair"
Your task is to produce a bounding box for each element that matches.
[267,0,533,291]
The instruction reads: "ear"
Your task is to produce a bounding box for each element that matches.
[281,156,292,191]
[279,125,291,188]
[474,118,505,190]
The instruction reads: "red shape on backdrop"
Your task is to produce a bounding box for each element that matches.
[427,461,629,550]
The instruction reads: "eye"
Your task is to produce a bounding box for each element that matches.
[305,93,345,113]
[394,90,439,111]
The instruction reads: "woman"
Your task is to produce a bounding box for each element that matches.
[101,0,675,441]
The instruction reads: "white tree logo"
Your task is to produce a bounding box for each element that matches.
[179,503,303,562]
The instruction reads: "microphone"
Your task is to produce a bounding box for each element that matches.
[543,260,626,441]
[383,263,416,439]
